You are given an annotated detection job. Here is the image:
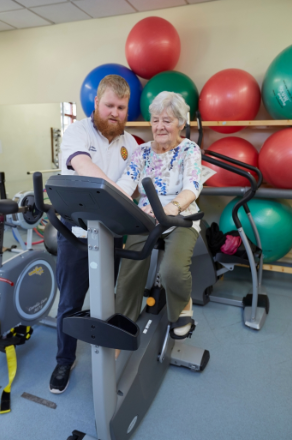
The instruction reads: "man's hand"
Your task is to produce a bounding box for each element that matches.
[141,204,155,218]
[71,154,132,200]
[132,186,140,200]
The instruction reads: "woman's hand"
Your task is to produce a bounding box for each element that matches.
[141,204,155,218]
[142,202,180,219]
[163,203,180,216]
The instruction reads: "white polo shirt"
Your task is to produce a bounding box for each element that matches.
[61,116,138,182]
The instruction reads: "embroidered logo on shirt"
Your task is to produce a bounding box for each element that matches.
[89,146,97,152]
[121,146,128,161]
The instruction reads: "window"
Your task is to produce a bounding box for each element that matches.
[60,102,77,135]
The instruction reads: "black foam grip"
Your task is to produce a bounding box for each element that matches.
[196,111,203,148]
[46,208,87,252]
[204,150,263,188]
[115,223,166,260]
[33,172,52,214]
[0,199,18,215]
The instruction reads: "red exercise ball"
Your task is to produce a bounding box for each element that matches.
[259,128,292,189]
[199,69,261,134]
[125,17,181,80]
[132,135,145,145]
[202,137,259,187]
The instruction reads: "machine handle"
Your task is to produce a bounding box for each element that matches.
[117,179,204,260]
[185,112,191,140]
[203,150,263,188]
[33,172,88,252]
[0,199,19,215]
[195,111,258,229]
[196,111,203,147]
[195,111,262,188]
[142,177,203,228]
[115,224,166,260]
[196,110,262,228]
[46,209,88,252]
[202,155,257,229]
[201,155,257,192]
[34,172,204,259]
[0,172,7,199]
[33,172,52,214]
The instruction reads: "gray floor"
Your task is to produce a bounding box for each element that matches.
[1,230,292,440]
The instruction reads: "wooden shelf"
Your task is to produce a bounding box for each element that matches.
[126,120,292,127]
[126,122,151,127]
[262,264,292,274]
[190,120,292,127]
[239,263,292,274]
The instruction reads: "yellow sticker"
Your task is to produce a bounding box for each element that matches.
[28,266,44,276]
[121,146,128,161]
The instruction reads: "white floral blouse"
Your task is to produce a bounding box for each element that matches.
[117,138,203,232]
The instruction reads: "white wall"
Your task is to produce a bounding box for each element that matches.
[0,103,61,195]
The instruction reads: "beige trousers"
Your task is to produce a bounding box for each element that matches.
[115,227,199,323]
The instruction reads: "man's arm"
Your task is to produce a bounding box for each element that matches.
[71,155,132,199]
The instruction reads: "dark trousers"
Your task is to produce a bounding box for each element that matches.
[56,219,123,366]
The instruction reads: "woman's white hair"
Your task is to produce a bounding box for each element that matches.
[149,91,190,126]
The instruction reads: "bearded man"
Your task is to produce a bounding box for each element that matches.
[50,75,138,394]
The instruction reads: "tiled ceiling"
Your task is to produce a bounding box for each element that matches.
[0,0,218,31]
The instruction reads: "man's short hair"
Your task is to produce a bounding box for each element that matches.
[97,75,131,100]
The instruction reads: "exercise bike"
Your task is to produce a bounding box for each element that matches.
[0,172,57,413]
[33,171,210,440]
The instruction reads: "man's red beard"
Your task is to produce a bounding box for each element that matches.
[93,108,127,138]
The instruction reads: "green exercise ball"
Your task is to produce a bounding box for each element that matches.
[140,70,199,121]
[219,198,292,263]
[262,45,292,119]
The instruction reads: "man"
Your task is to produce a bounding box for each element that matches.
[49,75,138,394]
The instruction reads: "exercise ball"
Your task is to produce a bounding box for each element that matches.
[80,63,142,121]
[132,135,146,145]
[125,17,181,80]
[262,45,292,119]
[259,129,292,189]
[219,198,292,263]
[199,69,261,134]
[140,71,199,121]
[202,137,258,187]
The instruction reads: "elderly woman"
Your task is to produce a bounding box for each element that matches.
[116,91,202,338]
